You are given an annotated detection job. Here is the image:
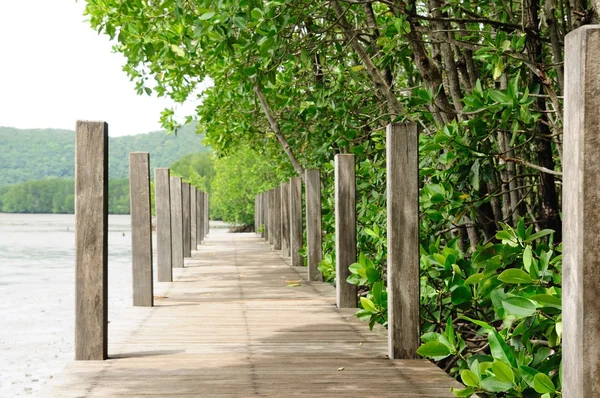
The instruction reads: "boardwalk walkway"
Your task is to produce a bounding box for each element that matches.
[42,229,463,397]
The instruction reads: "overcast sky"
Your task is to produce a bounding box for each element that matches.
[0,1,202,136]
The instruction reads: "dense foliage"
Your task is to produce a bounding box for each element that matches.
[83,0,594,394]
[0,178,131,214]
[0,125,207,186]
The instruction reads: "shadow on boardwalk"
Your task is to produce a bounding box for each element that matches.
[40,230,464,397]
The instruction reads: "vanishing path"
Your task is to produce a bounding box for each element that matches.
[41,229,462,397]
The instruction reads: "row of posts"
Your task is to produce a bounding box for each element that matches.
[254,124,417,361]
[73,120,209,360]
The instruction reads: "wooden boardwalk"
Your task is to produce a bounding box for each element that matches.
[41,229,463,397]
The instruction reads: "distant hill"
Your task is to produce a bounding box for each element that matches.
[0,124,208,187]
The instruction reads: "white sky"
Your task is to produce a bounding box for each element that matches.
[0,0,204,136]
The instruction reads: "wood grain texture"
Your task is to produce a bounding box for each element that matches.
[290,177,303,268]
[198,191,205,245]
[305,169,323,282]
[386,123,419,359]
[182,183,192,258]
[129,152,153,307]
[44,229,465,397]
[75,120,108,360]
[155,168,172,283]
[272,186,282,250]
[169,177,184,268]
[204,193,209,236]
[335,154,357,308]
[563,26,600,397]
[280,183,291,257]
[191,187,197,251]
[268,190,275,245]
[262,192,268,240]
[196,190,203,246]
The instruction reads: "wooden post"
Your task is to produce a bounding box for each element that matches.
[268,189,275,245]
[204,192,209,237]
[305,169,323,282]
[272,186,282,250]
[198,190,204,244]
[262,192,268,240]
[335,154,357,308]
[290,177,303,267]
[387,123,419,359]
[191,187,197,251]
[563,25,600,396]
[182,182,191,257]
[170,176,184,268]
[196,189,203,246]
[281,182,291,257]
[75,120,108,360]
[129,152,153,307]
[155,168,172,282]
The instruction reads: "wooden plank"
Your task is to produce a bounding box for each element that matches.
[280,183,291,257]
[169,176,184,268]
[563,25,600,396]
[272,186,282,250]
[75,120,108,360]
[334,154,357,308]
[44,228,465,397]
[305,169,323,281]
[386,123,419,359]
[182,182,192,257]
[190,187,197,251]
[129,152,153,307]
[155,168,172,282]
[290,177,303,267]
[268,189,275,245]
[196,190,202,246]
[198,190,204,245]
[262,192,268,240]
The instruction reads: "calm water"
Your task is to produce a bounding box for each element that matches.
[0,213,146,396]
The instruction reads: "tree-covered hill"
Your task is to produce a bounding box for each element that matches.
[0,124,208,187]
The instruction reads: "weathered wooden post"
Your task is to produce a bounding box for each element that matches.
[281,182,291,257]
[305,169,323,281]
[198,190,204,244]
[262,192,268,240]
[155,168,172,282]
[169,176,184,268]
[268,189,275,245]
[386,123,419,359]
[204,192,209,236]
[191,187,197,251]
[196,189,203,246]
[129,152,153,307]
[182,182,192,257]
[563,25,600,397]
[290,177,303,267]
[272,186,282,250]
[256,194,261,235]
[335,154,357,308]
[75,120,108,360]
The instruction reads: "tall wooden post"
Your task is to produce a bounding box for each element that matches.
[305,169,323,282]
[387,123,419,359]
[262,192,268,240]
[75,120,108,360]
[170,176,184,268]
[335,154,357,308]
[290,177,303,267]
[272,186,282,250]
[129,152,153,307]
[191,187,197,251]
[196,189,203,246]
[182,182,191,257]
[268,189,275,245]
[281,182,291,257]
[155,168,172,282]
[563,25,600,397]
[204,192,209,237]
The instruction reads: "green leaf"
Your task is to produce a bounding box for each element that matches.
[464,273,484,285]
[460,369,479,387]
[451,387,476,397]
[502,297,537,318]
[518,365,539,388]
[523,245,532,272]
[360,297,376,312]
[530,294,561,309]
[498,269,533,284]
[525,229,554,242]
[459,316,494,331]
[170,44,185,57]
[533,373,555,393]
[451,285,472,305]
[198,12,216,20]
[417,341,452,359]
[491,360,514,384]
[250,8,263,20]
[480,376,513,392]
[488,330,515,366]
